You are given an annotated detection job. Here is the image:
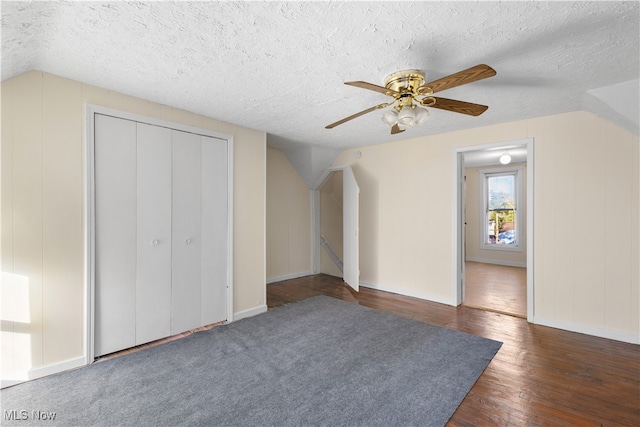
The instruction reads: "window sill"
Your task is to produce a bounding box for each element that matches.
[481,244,523,252]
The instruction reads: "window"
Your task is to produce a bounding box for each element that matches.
[481,167,522,251]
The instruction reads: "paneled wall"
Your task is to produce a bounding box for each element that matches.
[266,147,312,282]
[332,111,639,343]
[1,71,266,383]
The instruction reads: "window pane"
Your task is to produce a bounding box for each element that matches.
[488,175,515,210]
[487,210,516,245]
[486,174,517,245]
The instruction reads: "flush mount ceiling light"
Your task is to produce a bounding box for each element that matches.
[325,64,496,135]
[499,154,512,164]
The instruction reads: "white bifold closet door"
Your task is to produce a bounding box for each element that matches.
[199,136,228,326]
[171,130,203,335]
[94,114,228,357]
[171,130,228,333]
[136,123,172,344]
[94,115,137,356]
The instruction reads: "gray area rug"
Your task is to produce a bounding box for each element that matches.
[1,295,501,426]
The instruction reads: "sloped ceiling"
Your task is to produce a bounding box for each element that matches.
[2,1,638,186]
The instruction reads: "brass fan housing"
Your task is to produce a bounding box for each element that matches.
[325,64,495,131]
[384,69,426,94]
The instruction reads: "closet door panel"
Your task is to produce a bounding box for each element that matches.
[171,130,202,334]
[136,123,172,345]
[201,137,228,325]
[94,114,137,356]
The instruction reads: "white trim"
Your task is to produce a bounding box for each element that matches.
[311,189,320,274]
[526,140,535,322]
[227,136,235,324]
[479,165,524,252]
[313,165,345,191]
[451,149,466,307]
[465,257,526,268]
[85,105,97,363]
[84,104,234,364]
[311,165,352,277]
[266,271,313,284]
[261,135,267,315]
[360,281,455,306]
[233,304,268,321]
[453,152,465,305]
[1,356,85,389]
[533,316,640,345]
[86,106,233,142]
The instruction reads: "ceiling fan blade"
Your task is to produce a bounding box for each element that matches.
[345,81,400,97]
[325,102,390,129]
[418,64,496,94]
[429,97,489,116]
[390,124,405,135]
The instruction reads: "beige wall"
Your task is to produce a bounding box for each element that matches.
[465,163,527,266]
[333,111,639,343]
[266,147,312,281]
[1,71,266,381]
[320,171,344,277]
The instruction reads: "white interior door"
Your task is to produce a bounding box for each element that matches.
[92,109,231,358]
[200,136,229,325]
[94,115,137,356]
[171,130,203,335]
[343,166,360,291]
[136,123,172,344]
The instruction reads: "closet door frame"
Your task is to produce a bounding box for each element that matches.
[84,105,234,363]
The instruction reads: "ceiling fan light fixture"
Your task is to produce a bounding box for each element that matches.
[499,154,512,165]
[325,64,496,135]
[414,106,430,125]
[397,105,416,127]
[381,109,398,127]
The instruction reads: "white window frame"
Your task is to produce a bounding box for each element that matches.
[480,165,523,252]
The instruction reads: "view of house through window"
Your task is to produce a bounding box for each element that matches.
[485,172,517,246]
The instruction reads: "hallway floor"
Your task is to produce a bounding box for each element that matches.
[463,261,526,318]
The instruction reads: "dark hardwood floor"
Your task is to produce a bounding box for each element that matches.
[464,261,527,318]
[268,274,640,426]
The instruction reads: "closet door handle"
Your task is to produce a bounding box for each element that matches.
[185,238,192,245]
[152,239,159,246]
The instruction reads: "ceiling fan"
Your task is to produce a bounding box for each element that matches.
[325,64,496,135]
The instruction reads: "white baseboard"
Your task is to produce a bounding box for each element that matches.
[266,271,313,284]
[1,356,86,389]
[234,304,268,321]
[359,281,455,306]
[466,257,526,268]
[359,281,639,344]
[533,316,640,345]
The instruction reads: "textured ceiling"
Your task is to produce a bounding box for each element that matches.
[2,1,639,177]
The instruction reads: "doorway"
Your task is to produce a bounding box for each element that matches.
[313,166,360,292]
[454,139,534,321]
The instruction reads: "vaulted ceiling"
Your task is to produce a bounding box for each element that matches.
[2,1,639,184]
